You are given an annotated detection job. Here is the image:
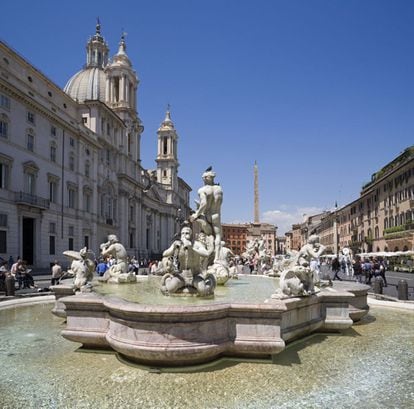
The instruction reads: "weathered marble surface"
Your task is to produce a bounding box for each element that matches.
[274,235,327,298]
[100,235,137,284]
[58,282,369,366]
[62,248,95,292]
[160,168,234,296]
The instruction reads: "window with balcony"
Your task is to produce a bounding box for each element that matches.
[25,172,36,195]
[49,180,57,203]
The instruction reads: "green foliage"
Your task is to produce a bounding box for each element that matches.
[384,225,405,234]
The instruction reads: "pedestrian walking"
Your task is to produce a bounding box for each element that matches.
[332,257,342,281]
[353,257,363,283]
[378,258,388,287]
[51,260,63,285]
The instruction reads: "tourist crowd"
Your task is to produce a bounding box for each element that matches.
[329,256,388,286]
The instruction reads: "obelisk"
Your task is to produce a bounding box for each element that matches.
[254,161,259,224]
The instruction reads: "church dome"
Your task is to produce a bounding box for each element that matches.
[64,67,106,102]
[64,21,109,103]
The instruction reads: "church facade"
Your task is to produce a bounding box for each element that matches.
[0,23,191,269]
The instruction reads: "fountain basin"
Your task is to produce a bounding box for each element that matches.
[57,281,368,366]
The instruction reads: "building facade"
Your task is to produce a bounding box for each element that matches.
[222,222,277,257]
[288,146,414,254]
[222,223,248,256]
[0,24,191,269]
[344,146,414,253]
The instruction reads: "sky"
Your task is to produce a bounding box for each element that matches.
[2,1,413,234]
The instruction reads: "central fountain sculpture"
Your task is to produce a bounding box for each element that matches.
[52,167,370,367]
[160,167,231,295]
[160,223,217,296]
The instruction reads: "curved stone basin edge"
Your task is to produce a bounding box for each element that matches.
[55,283,370,367]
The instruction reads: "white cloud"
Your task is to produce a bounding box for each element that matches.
[262,205,324,235]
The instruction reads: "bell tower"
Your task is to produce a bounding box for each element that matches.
[105,33,143,163]
[156,107,179,190]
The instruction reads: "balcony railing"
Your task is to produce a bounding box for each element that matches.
[384,222,414,239]
[15,192,50,209]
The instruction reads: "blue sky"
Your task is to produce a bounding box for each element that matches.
[2,1,413,233]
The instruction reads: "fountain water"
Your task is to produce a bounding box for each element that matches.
[0,302,412,408]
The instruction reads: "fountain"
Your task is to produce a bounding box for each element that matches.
[0,301,413,408]
[50,167,370,367]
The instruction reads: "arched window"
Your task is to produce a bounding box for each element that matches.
[384,218,388,229]
[389,216,394,228]
[23,161,39,195]
[374,226,379,239]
